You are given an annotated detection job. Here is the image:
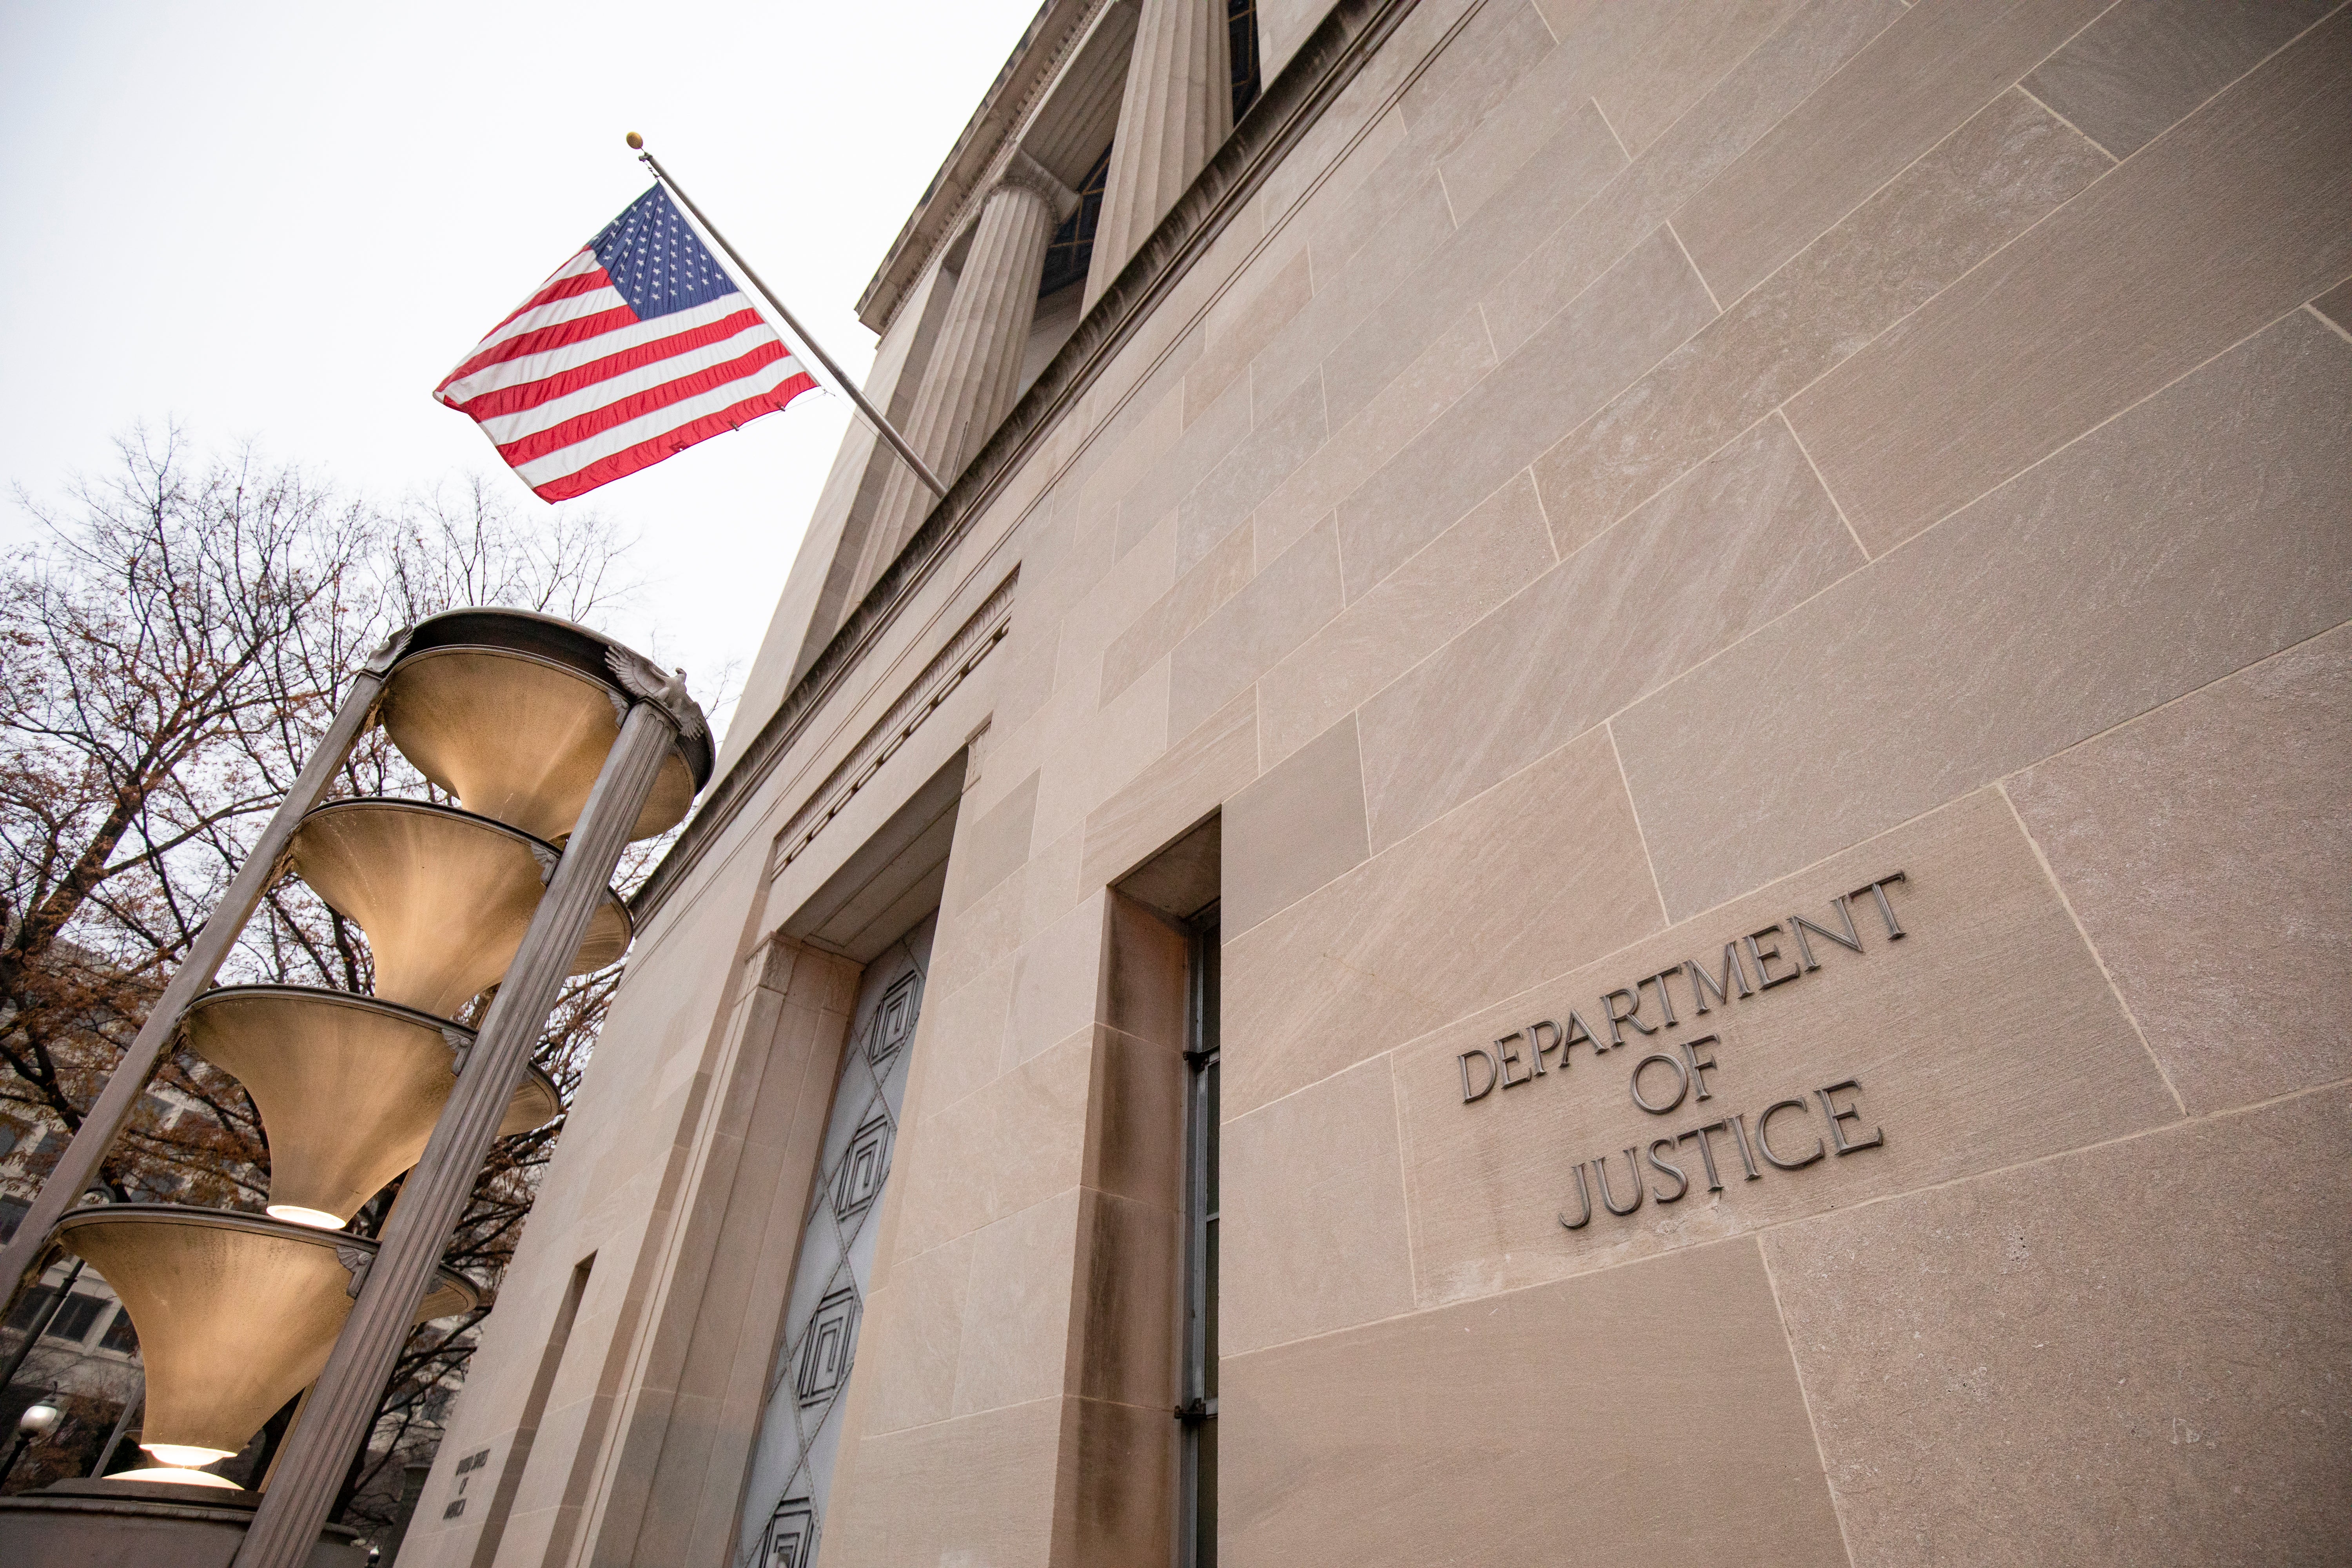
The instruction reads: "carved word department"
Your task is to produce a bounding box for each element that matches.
[1456,873,1909,1230]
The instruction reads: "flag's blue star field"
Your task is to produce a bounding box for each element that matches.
[590,185,739,320]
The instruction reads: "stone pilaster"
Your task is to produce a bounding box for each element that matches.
[856,152,1078,595]
[1084,0,1232,309]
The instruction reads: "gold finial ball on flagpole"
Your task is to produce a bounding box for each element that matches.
[626,132,644,150]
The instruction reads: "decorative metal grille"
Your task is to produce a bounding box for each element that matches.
[763,1502,817,1568]
[737,925,932,1568]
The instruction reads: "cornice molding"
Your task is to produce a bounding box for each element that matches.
[858,0,1116,332]
[634,571,1018,920]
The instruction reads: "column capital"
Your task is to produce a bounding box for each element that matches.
[997,148,1082,224]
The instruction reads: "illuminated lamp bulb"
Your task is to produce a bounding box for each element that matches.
[113,1466,243,1489]
[284,799,631,1019]
[180,987,559,1227]
[379,644,697,844]
[54,1207,478,1472]
[140,1442,234,1468]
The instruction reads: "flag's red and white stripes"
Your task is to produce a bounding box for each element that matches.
[436,248,815,502]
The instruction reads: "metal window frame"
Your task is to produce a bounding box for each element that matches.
[1177,904,1220,1568]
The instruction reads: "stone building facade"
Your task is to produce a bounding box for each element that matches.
[397,0,2352,1563]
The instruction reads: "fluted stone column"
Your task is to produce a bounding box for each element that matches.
[857,154,1077,593]
[1084,0,1231,309]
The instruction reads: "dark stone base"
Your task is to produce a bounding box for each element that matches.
[0,1476,368,1566]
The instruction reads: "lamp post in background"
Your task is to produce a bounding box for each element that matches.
[2,1394,61,1487]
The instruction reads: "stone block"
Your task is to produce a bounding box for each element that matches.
[892,1028,1095,1259]
[1338,227,1717,600]
[1617,311,2352,920]
[1765,1086,2352,1566]
[859,1233,974,1436]
[2007,623,2352,1114]
[1537,88,2110,548]
[952,1188,1084,1417]
[1219,1237,1847,1565]
[1480,0,1905,358]
[2023,0,2334,159]
[1672,0,2111,306]
[1785,9,2352,553]
[1258,469,1555,768]
[1168,518,1343,741]
[1081,688,1258,893]
[1224,725,1662,1120]
[1361,414,1858,849]
[951,770,1038,913]
[1257,306,1496,566]
[1221,713,1371,936]
[1221,1055,1416,1354]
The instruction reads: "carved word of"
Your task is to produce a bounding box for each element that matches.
[1456,872,1910,1104]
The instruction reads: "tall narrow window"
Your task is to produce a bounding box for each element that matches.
[1228,0,1261,122]
[1038,143,1113,298]
[1179,906,1220,1567]
[737,918,933,1568]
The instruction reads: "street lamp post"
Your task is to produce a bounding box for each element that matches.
[2,1394,62,1488]
[0,609,709,1566]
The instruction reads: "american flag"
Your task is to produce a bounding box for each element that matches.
[436,185,818,501]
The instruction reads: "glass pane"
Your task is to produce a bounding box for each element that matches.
[1204,1214,1219,1399]
[1198,1417,1219,1568]
[1205,1059,1220,1212]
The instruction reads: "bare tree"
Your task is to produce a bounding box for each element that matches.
[0,426,653,1523]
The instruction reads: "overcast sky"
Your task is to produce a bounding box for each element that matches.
[0,0,1040,741]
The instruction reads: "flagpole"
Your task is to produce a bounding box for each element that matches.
[627,133,950,500]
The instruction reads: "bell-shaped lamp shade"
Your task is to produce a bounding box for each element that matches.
[178,986,561,1228]
[54,1207,477,1470]
[379,646,696,844]
[285,800,631,1018]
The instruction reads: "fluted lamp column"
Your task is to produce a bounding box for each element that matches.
[232,655,707,1568]
[1084,0,1231,309]
[857,152,1079,588]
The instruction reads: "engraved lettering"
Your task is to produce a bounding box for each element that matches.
[1644,967,1683,1027]
[1676,1034,1720,1101]
[1496,1032,1531,1089]
[1757,1098,1826,1169]
[1725,1112,1763,1180]
[1817,1079,1885,1155]
[1679,1122,1727,1191]
[1646,1138,1690,1203]
[1561,1010,1605,1060]
[1602,986,1655,1046]
[1527,1018,1562,1076]
[1849,871,1909,940]
[1558,1163,1594,1230]
[1629,1052,1689,1114]
[1594,1151,1646,1216]
[1789,897,1865,969]
[1744,925,1802,989]
[1686,944,1752,1014]
[1458,1048,1500,1103]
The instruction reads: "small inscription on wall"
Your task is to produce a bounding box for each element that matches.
[1453,873,1908,1229]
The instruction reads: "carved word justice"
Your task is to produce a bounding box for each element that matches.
[1455,872,1909,1229]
